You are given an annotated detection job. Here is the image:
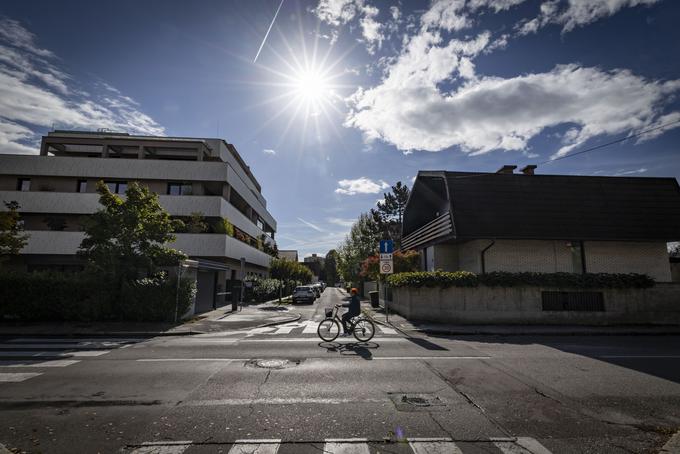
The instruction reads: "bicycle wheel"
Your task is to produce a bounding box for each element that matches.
[317,318,341,342]
[352,318,375,342]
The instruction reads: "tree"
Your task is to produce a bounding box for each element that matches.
[375,181,410,248]
[79,181,186,281]
[270,257,313,298]
[186,212,208,233]
[324,249,339,285]
[337,212,382,285]
[0,201,28,263]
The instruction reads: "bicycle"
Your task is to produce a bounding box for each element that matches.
[317,304,376,342]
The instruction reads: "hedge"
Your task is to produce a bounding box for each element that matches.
[386,271,655,289]
[0,271,196,322]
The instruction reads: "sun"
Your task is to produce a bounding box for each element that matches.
[293,68,330,104]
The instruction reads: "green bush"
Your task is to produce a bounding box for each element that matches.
[120,276,196,321]
[0,272,106,321]
[251,278,282,302]
[387,271,654,289]
[0,271,196,322]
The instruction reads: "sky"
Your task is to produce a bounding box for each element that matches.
[1,0,680,258]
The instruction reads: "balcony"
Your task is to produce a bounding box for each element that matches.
[19,231,272,268]
[0,191,273,244]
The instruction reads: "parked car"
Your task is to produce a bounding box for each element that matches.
[292,286,316,304]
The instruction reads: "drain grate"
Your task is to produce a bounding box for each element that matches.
[389,393,448,412]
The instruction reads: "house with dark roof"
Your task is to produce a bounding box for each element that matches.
[401,165,680,282]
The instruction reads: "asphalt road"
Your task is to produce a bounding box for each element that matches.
[1,287,679,453]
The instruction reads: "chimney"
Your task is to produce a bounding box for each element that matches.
[520,165,537,175]
[496,165,517,174]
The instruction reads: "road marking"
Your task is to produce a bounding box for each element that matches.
[303,320,319,334]
[0,360,79,368]
[495,437,552,454]
[69,350,110,357]
[228,439,280,454]
[238,337,406,343]
[0,372,42,382]
[129,441,192,454]
[182,397,388,406]
[323,439,370,454]
[409,440,463,454]
[378,326,398,335]
[137,358,240,362]
[6,337,144,343]
[373,356,491,360]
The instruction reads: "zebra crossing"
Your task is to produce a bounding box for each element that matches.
[0,337,144,383]
[234,320,399,337]
[128,437,553,454]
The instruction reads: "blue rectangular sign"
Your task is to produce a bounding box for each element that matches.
[379,239,394,254]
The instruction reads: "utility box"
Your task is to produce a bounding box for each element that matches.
[369,291,379,308]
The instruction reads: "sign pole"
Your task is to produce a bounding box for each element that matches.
[379,240,394,324]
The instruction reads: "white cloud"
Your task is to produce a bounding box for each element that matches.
[420,0,527,32]
[517,0,661,35]
[327,217,355,227]
[345,22,680,156]
[313,0,385,53]
[263,148,276,155]
[613,167,648,176]
[335,177,389,195]
[0,17,164,155]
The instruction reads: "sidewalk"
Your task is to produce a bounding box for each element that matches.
[363,301,680,336]
[0,298,301,337]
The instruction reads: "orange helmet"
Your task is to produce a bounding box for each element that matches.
[351,288,358,294]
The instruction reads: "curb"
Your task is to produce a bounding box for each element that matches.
[397,327,680,336]
[256,313,302,328]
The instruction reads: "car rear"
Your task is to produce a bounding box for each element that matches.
[292,286,315,305]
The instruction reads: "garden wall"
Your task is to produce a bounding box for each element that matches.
[390,283,680,325]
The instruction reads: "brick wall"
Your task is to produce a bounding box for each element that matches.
[585,241,671,282]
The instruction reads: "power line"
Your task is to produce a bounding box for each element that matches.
[539,119,680,165]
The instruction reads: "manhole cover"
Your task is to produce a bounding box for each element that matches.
[389,393,448,412]
[245,359,301,369]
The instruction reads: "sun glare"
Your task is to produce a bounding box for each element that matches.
[294,69,329,103]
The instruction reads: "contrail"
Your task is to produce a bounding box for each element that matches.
[253,0,285,63]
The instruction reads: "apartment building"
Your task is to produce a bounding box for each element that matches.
[0,130,278,313]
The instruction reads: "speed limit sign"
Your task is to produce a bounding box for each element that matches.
[380,260,393,274]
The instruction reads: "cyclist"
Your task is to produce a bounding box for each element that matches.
[340,288,361,336]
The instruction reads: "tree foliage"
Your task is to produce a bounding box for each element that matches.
[79,181,186,280]
[0,201,28,262]
[269,257,313,284]
[336,181,412,285]
[324,249,339,284]
[359,250,421,281]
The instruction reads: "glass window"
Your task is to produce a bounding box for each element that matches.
[77,180,87,193]
[17,178,30,191]
[105,181,127,194]
[167,182,192,195]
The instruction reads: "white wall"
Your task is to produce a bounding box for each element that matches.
[431,239,672,282]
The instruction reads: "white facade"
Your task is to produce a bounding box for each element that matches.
[0,131,277,276]
[425,239,672,282]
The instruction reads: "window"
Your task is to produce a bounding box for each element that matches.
[167,182,193,195]
[17,178,30,191]
[77,180,87,193]
[105,181,127,194]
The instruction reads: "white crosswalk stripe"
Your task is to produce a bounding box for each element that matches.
[227,439,281,453]
[242,320,398,337]
[125,437,552,453]
[0,372,43,382]
[322,439,370,454]
[409,438,463,454]
[494,437,553,454]
[129,441,192,453]
[0,337,145,384]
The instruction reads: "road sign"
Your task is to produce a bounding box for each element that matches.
[380,260,393,274]
[379,240,394,254]
[380,253,393,260]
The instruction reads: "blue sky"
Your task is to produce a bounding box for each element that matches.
[1,0,679,258]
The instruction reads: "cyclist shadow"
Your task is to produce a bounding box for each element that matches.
[318,341,379,360]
